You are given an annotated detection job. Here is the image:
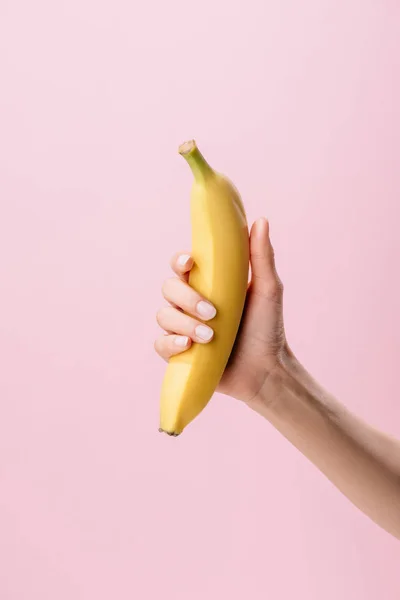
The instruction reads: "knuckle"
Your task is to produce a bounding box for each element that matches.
[263,278,284,303]
[156,307,166,325]
[252,249,267,262]
[154,337,162,354]
[161,277,174,297]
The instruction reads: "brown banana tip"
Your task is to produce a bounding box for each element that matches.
[158,428,180,437]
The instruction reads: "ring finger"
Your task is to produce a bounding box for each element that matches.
[156,306,214,343]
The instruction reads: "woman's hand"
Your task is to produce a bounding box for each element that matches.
[155,216,400,539]
[154,217,288,404]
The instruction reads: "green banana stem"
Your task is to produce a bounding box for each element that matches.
[179,140,214,182]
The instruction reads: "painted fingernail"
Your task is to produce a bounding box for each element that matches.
[196,300,217,319]
[195,325,214,341]
[174,335,189,347]
[177,254,191,267]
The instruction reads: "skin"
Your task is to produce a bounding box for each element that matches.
[155,217,400,539]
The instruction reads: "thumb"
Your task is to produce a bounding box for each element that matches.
[249,218,283,301]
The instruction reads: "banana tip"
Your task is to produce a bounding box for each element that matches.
[178,139,196,156]
[158,428,180,437]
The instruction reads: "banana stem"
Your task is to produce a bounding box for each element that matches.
[179,140,214,182]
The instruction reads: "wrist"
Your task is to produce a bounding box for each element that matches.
[248,347,309,418]
[249,346,342,436]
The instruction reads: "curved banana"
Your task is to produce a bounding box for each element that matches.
[159,140,249,436]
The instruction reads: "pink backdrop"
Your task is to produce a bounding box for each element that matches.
[1,1,399,598]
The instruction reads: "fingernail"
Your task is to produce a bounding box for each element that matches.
[256,217,268,235]
[174,335,189,347]
[196,300,217,319]
[177,254,191,267]
[195,325,214,341]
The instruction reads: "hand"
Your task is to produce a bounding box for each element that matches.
[156,217,400,540]
[154,218,288,404]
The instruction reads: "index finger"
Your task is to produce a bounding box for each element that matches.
[170,252,194,281]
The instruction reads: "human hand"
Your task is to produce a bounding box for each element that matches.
[156,218,400,541]
[154,218,288,405]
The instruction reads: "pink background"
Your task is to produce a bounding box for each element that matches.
[1,1,399,598]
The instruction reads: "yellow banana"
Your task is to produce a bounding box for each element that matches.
[159,140,249,436]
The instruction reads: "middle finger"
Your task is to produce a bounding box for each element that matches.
[162,277,217,321]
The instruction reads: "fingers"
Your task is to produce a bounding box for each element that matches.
[154,334,192,361]
[162,276,217,321]
[154,251,216,361]
[249,218,284,302]
[170,252,194,282]
[156,306,214,343]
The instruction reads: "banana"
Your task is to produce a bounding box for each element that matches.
[159,140,249,436]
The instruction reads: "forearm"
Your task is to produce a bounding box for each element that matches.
[250,352,400,539]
